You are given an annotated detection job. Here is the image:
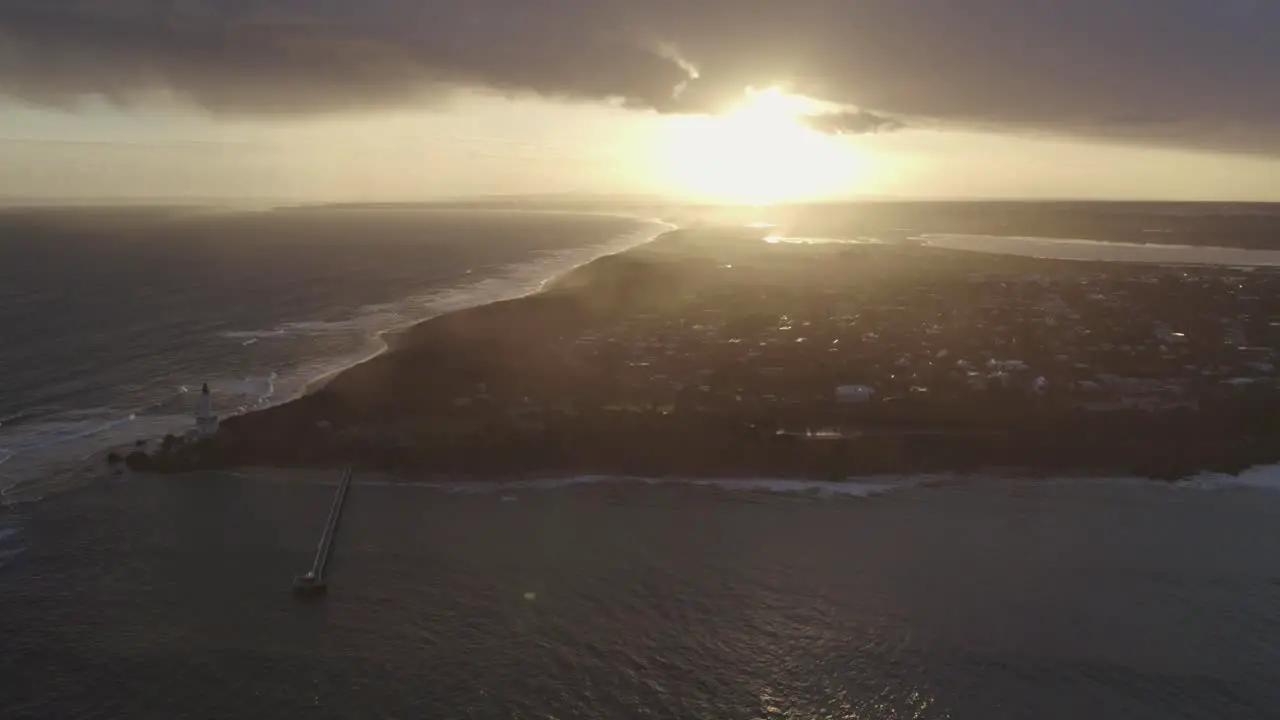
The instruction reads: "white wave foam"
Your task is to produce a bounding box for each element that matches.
[205,374,277,407]
[0,412,189,501]
[355,474,946,498]
[0,410,138,457]
[221,329,287,340]
[917,233,1280,267]
[0,389,196,468]
[764,235,884,246]
[1178,465,1280,492]
[0,411,31,427]
[687,476,936,497]
[221,222,674,345]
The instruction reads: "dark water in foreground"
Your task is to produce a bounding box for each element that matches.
[4,475,1279,719]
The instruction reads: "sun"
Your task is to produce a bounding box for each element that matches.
[660,87,869,205]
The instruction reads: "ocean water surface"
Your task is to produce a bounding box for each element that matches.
[2,472,1279,718]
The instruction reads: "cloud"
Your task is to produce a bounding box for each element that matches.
[799,110,903,136]
[1,1,1278,152]
[0,1,691,114]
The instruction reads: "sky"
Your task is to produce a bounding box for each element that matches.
[2,1,1279,204]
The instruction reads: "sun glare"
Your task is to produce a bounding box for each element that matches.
[660,87,869,205]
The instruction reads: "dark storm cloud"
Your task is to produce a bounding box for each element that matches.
[0,1,690,114]
[1,1,1278,151]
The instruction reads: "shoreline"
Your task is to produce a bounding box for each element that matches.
[294,218,678,399]
[0,211,675,498]
[118,460,1280,496]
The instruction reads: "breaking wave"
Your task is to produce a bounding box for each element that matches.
[349,469,1280,498]
[1178,465,1280,492]
[351,474,954,499]
[217,222,673,402]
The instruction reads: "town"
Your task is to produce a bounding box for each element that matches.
[148,228,1280,480]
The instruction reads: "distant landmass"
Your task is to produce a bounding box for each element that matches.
[141,217,1280,481]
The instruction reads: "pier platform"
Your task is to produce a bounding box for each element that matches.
[294,464,352,598]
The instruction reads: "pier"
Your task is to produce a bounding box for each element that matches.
[293,464,352,598]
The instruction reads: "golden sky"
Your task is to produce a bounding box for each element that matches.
[3,2,1280,203]
[5,90,1279,204]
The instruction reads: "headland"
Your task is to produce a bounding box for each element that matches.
[137,226,1280,481]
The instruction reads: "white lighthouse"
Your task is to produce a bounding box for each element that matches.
[194,382,219,438]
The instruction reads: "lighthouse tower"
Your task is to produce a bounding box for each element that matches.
[195,382,219,438]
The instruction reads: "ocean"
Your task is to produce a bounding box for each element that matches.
[3,472,1279,718]
[5,202,1280,717]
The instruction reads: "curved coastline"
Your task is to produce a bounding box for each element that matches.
[0,210,674,498]
[292,217,678,398]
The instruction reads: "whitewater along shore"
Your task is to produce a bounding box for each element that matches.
[139,227,1280,481]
